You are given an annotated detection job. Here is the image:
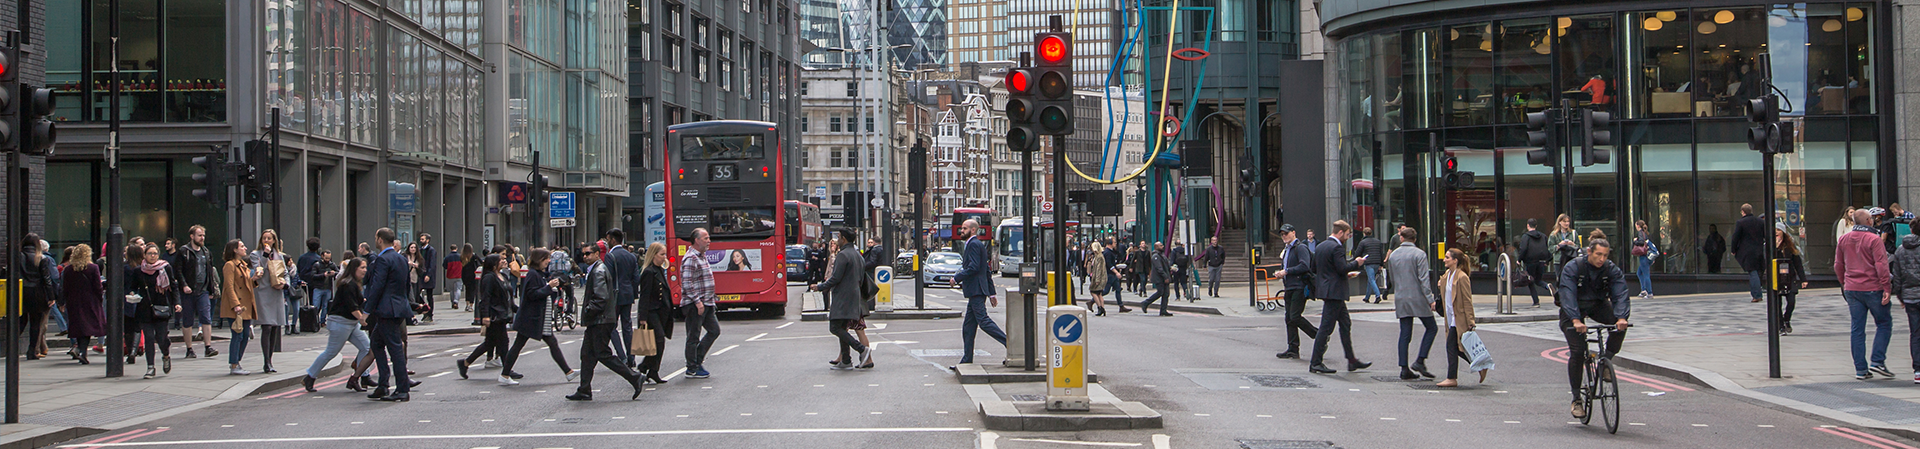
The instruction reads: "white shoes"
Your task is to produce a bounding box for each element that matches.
[486,358,504,368]
[567,370,581,382]
[498,375,520,386]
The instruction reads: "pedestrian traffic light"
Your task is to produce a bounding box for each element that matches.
[908,140,928,194]
[1033,20,1075,137]
[20,84,54,155]
[242,139,274,204]
[191,150,228,209]
[530,173,550,200]
[1747,94,1795,154]
[1006,61,1039,152]
[1238,166,1259,198]
[1580,108,1611,167]
[0,42,17,153]
[1526,108,1558,167]
[1441,154,1474,190]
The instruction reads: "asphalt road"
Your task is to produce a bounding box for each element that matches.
[51,277,1920,449]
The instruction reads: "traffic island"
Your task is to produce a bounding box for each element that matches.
[953,363,1098,384]
[967,383,1161,431]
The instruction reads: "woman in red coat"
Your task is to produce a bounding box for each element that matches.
[60,244,105,365]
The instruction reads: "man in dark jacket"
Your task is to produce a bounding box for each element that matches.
[603,229,641,367]
[1889,234,1920,380]
[1201,237,1226,297]
[1139,243,1174,316]
[814,230,873,369]
[1729,203,1769,302]
[1518,219,1553,307]
[1308,220,1372,374]
[1701,224,1727,274]
[1274,225,1319,359]
[416,233,436,318]
[1170,242,1192,302]
[361,228,415,402]
[953,219,1006,367]
[568,242,642,401]
[1356,228,1386,304]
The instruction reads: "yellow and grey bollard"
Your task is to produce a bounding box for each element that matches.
[874,265,895,312]
[1046,304,1090,411]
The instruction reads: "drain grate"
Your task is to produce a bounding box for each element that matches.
[1008,394,1045,401]
[1245,375,1319,389]
[1237,439,1340,449]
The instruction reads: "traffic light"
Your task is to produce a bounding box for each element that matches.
[1747,94,1796,154]
[1441,154,1474,190]
[1580,108,1612,166]
[908,140,928,194]
[1033,23,1075,137]
[191,150,228,209]
[530,173,550,200]
[1238,167,1259,198]
[20,84,54,155]
[1525,108,1558,167]
[1005,63,1038,152]
[0,41,16,152]
[242,139,274,204]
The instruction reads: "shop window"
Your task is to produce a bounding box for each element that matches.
[1623,10,1693,119]
[1496,18,1553,124]
[1691,8,1766,118]
[1444,22,1494,127]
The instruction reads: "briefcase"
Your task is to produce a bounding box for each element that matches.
[632,322,659,357]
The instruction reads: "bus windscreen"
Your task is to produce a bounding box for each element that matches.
[681,135,765,161]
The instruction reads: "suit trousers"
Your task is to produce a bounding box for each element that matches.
[1141,282,1170,314]
[1283,289,1318,351]
[576,323,638,396]
[959,295,1007,364]
[616,303,636,366]
[369,317,411,393]
[1309,299,1356,366]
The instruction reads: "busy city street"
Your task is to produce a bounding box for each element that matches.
[26,275,1915,449]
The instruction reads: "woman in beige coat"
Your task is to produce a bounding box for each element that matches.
[1085,243,1110,316]
[1437,248,1481,387]
[219,239,260,376]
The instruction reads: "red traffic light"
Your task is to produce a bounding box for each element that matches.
[1039,36,1067,63]
[1008,70,1030,94]
[1443,156,1458,171]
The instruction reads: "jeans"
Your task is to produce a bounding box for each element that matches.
[1780,293,1798,325]
[830,319,867,363]
[1107,276,1124,303]
[310,289,334,316]
[140,321,170,365]
[227,320,253,365]
[1636,257,1653,295]
[1309,299,1356,366]
[1207,265,1223,296]
[306,315,370,378]
[1362,265,1384,301]
[1843,290,1892,375]
[1747,270,1766,301]
[682,303,720,370]
[959,295,1007,364]
[50,304,67,332]
[1397,316,1437,368]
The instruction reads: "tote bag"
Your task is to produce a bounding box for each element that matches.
[1461,330,1496,373]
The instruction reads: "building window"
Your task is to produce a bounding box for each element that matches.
[665,38,682,72]
[845,147,859,168]
[830,114,842,132]
[800,81,809,96]
[693,17,709,48]
[695,50,709,81]
[719,60,732,91]
[800,116,809,132]
[830,147,842,167]
[865,116,874,132]
[846,81,857,97]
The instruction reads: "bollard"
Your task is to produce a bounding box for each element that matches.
[874,265,895,313]
[1046,304,1090,411]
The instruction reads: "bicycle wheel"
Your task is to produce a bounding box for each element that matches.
[1597,358,1620,434]
[1580,360,1597,425]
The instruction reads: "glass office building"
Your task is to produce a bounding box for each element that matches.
[1328,2,1891,283]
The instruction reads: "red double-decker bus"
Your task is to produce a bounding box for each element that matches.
[663,120,789,316]
[947,206,994,249]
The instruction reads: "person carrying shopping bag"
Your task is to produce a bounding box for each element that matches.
[1437,248,1485,387]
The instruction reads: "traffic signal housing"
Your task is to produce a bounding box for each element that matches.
[1580,108,1612,166]
[908,140,928,194]
[1006,64,1038,152]
[191,150,228,209]
[1032,25,1075,136]
[20,84,54,155]
[1747,94,1796,154]
[1525,109,1558,167]
[1441,154,1474,190]
[0,42,16,152]
[242,139,274,204]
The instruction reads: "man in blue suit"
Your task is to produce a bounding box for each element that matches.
[1273,224,1319,359]
[362,227,416,402]
[952,219,1006,368]
[1308,220,1373,374]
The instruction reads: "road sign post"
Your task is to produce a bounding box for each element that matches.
[874,265,895,313]
[1047,305,1090,411]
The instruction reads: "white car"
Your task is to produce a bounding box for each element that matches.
[919,252,964,286]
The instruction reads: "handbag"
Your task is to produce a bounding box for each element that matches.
[1461,331,1496,373]
[151,303,174,320]
[632,322,659,357]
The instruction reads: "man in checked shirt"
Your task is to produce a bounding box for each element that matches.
[680,228,721,379]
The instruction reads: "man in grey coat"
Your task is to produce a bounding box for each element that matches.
[813,229,873,370]
[1386,228,1437,380]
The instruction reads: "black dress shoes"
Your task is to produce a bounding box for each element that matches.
[302,375,317,392]
[1410,362,1435,378]
[1399,367,1419,380]
[377,393,409,402]
[1347,360,1373,372]
[566,392,593,401]
[1275,351,1300,359]
[1308,364,1337,374]
[366,387,389,399]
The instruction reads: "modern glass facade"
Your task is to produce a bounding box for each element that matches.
[1334,3,1889,277]
[46,0,228,123]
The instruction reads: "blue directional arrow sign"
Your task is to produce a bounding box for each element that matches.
[1053,314,1083,344]
[876,269,892,283]
[549,192,576,219]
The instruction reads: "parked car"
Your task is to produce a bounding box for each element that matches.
[894,249,917,276]
[919,252,964,287]
[785,245,810,283]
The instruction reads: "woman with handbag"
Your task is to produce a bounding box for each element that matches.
[457,255,515,383]
[1632,220,1657,299]
[636,242,675,384]
[501,248,577,385]
[1085,242,1111,316]
[1774,224,1809,335]
[129,243,181,378]
[1437,248,1482,387]
[249,230,293,373]
[219,239,259,375]
[60,244,105,365]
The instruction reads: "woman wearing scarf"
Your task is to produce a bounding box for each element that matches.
[60,244,105,365]
[129,243,182,378]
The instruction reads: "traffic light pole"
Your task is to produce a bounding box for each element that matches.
[106,6,127,379]
[1764,134,1781,379]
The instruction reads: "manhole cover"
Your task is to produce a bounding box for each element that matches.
[1245,375,1319,389]
[1008,394,1044,401]
[1370,375,1420,383]
[1237,439,1340,449]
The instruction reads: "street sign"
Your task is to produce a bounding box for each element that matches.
[1047,305,1090,411]
[1041,201,1054,213]
[874,266,894,312]
[814,186,828,198]
[550,218,577,228]
[549,192,576,219]
[1052,314,1083,344]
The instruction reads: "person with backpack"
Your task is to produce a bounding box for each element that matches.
[1273,225,1319,360]
[1631,220,1659,299]
[1517,219,1554,308]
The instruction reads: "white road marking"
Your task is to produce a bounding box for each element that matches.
[871,412,883,415]
[1380,417,1396,421]
[775,322,795,329]
[1445,419,1461,422]
[429,372,452,378]
[747,333,769,341]
[1256,415,1272,418]
[806,413,819,415]
[741,413,752,416]
[545,419,557,422]
[751,328,956,342]
[285,423,297,426]
[1504,421,1521,424]
[349,422,362,425]
[758,385,769,388]
[220,425,233,428]
[1757,425,1774,428]
[1152,434,1171,449]
[676,415,689,418]
[702,387,713,390]
[1629,423,1646,426]
[419,420,432,423]
[936,411,949,414]
[534,390,546,393]
[869,384,880,387]
[711,344,741,356]
[1193,414,1210,417]
[612,417,625,420]
[1004,438,1142,447]
[481,420,495,422]
[981,431,999,449]
[662,368,688,381]
[1692,424,1708,427]
[1320,416,1335,419]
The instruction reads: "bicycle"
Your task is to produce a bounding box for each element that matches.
[1577,323,1622,434]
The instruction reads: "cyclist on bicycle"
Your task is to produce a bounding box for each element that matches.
[1559,238,1631,418]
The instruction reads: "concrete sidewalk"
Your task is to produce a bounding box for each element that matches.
[0,312,483,449]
